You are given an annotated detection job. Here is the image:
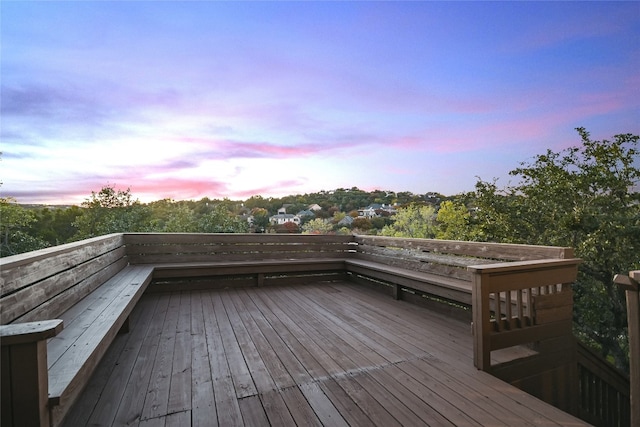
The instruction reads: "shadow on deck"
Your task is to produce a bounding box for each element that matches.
[62,281,588,427]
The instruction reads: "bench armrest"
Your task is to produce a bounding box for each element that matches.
[0,319,63,346]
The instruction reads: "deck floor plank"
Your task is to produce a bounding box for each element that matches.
[61,281,590,427]
[246,287,345,378]
[237,395,269,426]
[210,292,259,399]
[231,290,315,387]
[225,290,296,391]
[113,293,171,426]
[189,291,216,427]
[200,291,244,427]
[141,292,180,421]
[279,385,324,427]
[239,288,330,382]
[167,292,192,415]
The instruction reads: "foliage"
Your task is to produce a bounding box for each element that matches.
[436,200,474,240]
[302,218,334,234]
[0,197,49,256]
[470,128,639,372]
[30,206,82,245]
[73,185,151,238]
[250,208,271,232]
[198,205,249,233]
[380,203,437,238]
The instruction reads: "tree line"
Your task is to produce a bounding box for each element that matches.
[1,128,638,373]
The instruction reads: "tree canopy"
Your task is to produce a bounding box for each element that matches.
[470,128,639,371]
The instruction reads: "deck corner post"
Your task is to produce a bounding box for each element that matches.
[0,319,63,427]
[2,339,51,427]
[470,268,491,371]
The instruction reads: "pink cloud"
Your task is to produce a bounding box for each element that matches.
[172,136,364,160]
[129,178,229,201]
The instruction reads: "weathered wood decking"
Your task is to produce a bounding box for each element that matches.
[61,281,589,427]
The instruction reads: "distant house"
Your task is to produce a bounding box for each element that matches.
[269,213,301,225]
[308,204,322,212]
[297,209,315,218]
[358,203,397,218]
[358,206,378,218]
[337,216,354,227]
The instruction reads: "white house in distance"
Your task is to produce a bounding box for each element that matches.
[358,203,397,218]
[270,206,301,225]
[269,213,301,225]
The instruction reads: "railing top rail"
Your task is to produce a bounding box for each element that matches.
[468,258,583,274]
[124,233,354,244]
[0,233,124,269]
[352,235,574,260]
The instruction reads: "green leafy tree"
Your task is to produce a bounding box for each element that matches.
[73,185,150,238]
[0,197,49,256]
[302,218,334,234]
[436,200,474,240]
[198,205,249,233]
[31,206,82,245]
[250,208,270,232]
[352,217,373,232]
[162,204,199,232]
[380,203,437,238]
[470,128,639,372]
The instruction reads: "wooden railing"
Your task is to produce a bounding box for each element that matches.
[576,341,631,427]
[614,270,639,427]
[468,258,582,413]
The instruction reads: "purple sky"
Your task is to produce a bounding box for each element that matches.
[2,2,639,205]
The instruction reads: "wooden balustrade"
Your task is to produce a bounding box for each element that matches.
[614,270,639,427]
[469,258,582,413]
[576,341,631,427]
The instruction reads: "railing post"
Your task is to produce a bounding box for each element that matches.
[471,269,491,371]
[0,320,63,427]
[614,270,639,427]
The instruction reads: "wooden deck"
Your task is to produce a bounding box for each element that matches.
[60,281,590,427]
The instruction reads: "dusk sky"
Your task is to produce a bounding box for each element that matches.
[2,2,639,205]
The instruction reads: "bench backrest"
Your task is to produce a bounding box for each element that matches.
[124,233,354,264]
[352,235,574,282]
[0,234,127,324]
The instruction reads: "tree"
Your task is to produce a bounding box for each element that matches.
[436,201,473,240]
[73,185,150,238]
[0,197,49,256]
[302,218,334,234]
[162,203,199,232]
[199,205,249,233]
[470,128,639,372]
[31,206,82,245]
[380,203,437,238]
[250,208,270,232]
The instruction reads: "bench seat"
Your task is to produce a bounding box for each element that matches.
[47,265,154,412]
[345,258,473,304]
[150,258,347,278]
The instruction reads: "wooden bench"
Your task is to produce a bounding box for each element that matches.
[124,233,352,290]
[346,235,575,305]
[0,234,154,427]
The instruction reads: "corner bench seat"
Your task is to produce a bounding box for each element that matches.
[47,265,154,407]
[149,258,347,278]
[345,258,473,304]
